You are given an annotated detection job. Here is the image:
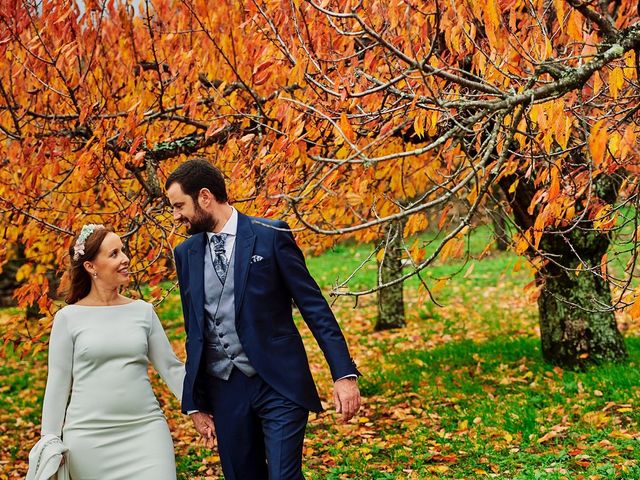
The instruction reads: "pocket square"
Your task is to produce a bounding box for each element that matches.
[251,255,264,263]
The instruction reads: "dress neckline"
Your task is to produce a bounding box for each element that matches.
[69,299,140,308]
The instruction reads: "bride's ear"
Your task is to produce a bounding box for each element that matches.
[83,261,95,276]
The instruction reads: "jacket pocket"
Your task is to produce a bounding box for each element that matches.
[271,333,300,342]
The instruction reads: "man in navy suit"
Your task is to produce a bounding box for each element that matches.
[166,159,361,479]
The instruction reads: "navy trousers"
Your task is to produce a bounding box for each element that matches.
[202,368,309,480]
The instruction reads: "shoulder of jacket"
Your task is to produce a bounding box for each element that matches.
[175,236,196,254]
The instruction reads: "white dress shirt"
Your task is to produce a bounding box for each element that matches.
[206,206,237,260]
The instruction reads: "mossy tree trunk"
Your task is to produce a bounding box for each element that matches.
[501,167,627,367]
[376,220,406,331]
[536,234,627,367]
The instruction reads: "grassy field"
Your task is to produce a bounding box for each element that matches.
[1,226,639,479]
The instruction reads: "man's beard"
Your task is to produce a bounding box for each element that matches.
[186,205,216,235]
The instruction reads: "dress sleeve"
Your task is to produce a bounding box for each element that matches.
[148,306,185,401]
[41,312,73,436]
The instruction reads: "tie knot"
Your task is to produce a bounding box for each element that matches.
[211,233,227,252]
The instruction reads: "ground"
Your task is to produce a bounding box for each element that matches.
[1,237,639,479]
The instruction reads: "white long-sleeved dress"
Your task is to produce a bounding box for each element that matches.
[41,300,185,480]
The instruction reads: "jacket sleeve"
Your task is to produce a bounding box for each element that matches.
[174,248,189,335]
[41,313,73,436]
[272,221,359,380]
[148,306,185,401]
[173,246,199,413]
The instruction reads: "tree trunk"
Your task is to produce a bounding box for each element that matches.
[538,256,627,368]
[492,211,510,251]
[500,167,627,367]
[376,220,406,331]
[490,187,510,251]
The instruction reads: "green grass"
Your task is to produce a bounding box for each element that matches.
[304,337,640,479]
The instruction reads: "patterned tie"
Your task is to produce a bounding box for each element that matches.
[210,233,229,284]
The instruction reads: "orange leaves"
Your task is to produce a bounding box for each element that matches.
[483,0,501,47]
[554,0,566,29]
[619,124,637,163]
[439,228,468,262]
[553,108,572,151]
[3,0,640,359]
[548,163,561,202]
[379,119,395,137]
[592,204,616,232]
[361,48,380,73]
[608,67,625,99]
[625,295,640,322]
[529,99,573,153]
[588,120,608,168]
[566,10,585,42]
[413,112,426,140]
[339,112,356,143]
[537,424,569,444]
[404,215,429,238]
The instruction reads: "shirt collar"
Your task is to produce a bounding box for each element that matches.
[207,206,237,241]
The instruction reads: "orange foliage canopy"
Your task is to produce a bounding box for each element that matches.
[0,0,638,351]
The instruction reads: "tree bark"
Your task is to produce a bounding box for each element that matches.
[490,187,510,251]
[537,257,627,368]
[376,220,406,331]
[493,214,509,251]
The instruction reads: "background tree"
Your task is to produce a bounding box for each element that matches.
[0,0,638,367]
[251,0,640,367]
[376,218,407,330]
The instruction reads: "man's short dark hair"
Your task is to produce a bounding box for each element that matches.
[165,159,228,203]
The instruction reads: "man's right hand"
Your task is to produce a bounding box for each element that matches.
[190,411,216,448]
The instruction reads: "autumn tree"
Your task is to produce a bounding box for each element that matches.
[0,0,639,368]
[262,0,640,367]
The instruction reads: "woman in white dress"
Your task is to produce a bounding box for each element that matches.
[39,224,185,479]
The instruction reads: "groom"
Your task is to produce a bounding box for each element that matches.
[166,159,361,479]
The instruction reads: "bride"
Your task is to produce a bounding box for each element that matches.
[35,224,185,479]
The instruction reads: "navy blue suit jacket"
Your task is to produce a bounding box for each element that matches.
[174,212,358,414]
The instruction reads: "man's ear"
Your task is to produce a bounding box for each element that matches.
[198,188,217,207]
[198,188,211,207]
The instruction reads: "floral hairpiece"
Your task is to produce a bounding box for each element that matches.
[73,224,105,261]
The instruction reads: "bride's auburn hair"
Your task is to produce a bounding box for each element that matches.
[59,226,113,304]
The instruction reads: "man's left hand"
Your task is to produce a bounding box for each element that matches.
[333,377,361,423]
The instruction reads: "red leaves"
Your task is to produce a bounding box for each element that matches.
[253,60,275,86]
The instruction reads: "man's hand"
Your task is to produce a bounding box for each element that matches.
[190,411,216,448]
[333,377,361,423]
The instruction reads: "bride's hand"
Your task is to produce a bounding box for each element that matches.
[190,412,216,448]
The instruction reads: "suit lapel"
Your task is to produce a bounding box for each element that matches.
[234,213,256,316]
[187,233,207,335]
